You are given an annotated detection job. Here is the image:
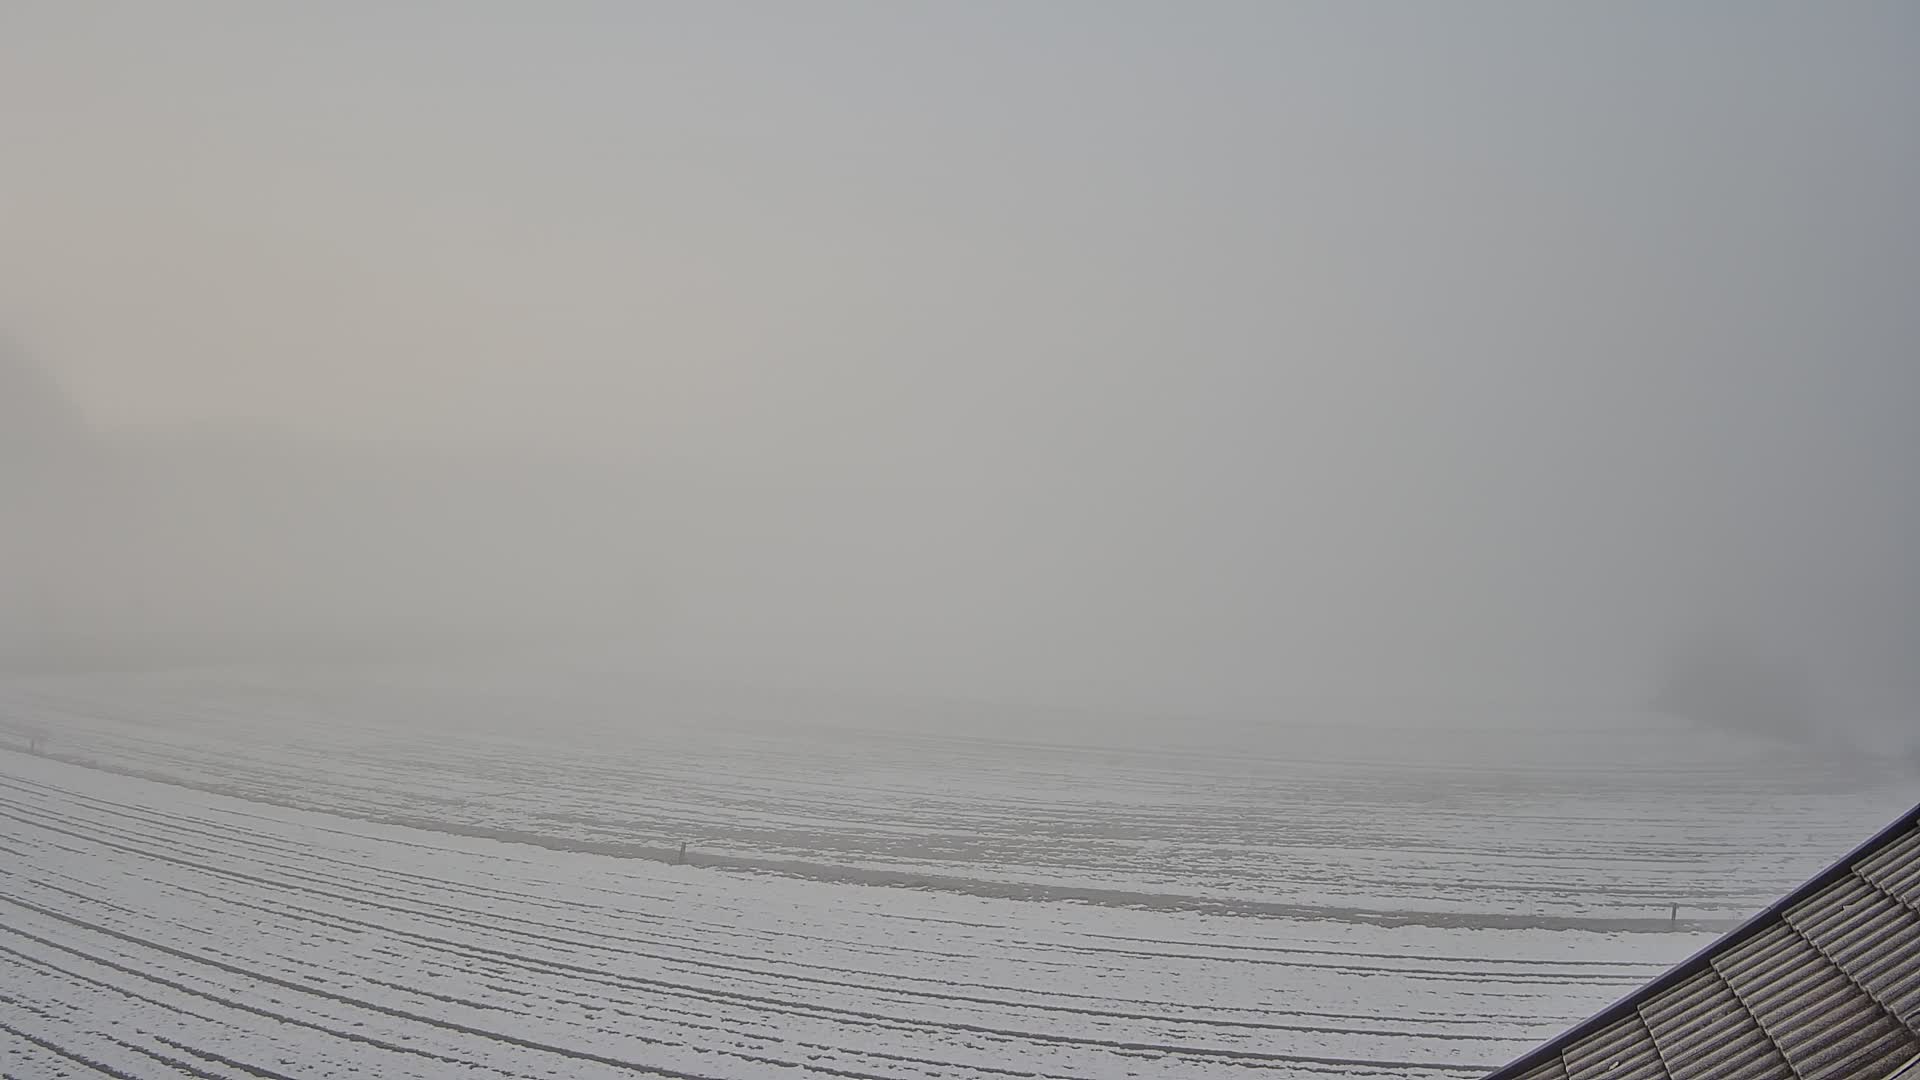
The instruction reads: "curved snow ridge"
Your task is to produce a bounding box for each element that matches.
[0,749,1688,1080]
[4,751,1736,935]
[4,672,1903,928]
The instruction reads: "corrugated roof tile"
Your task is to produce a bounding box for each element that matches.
[1638,968,1791,1080]
[1485,807,1920,1080]
[1786,871,1920,1030]
[1860,828,1920,907]
[1715,922,1919,1080]
[1560,1013,1668,1080]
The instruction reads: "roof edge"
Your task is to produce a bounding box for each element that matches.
[1484,797,1920,1079]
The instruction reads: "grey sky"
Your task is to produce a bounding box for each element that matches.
[2,4,1916,722]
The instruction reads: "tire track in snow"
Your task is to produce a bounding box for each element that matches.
[0,1013,149,1080]
[0,750,1636,1076]
[0,893,759,1080]
[0,786,1644,998]
[0,890,1498,1076]
[5,742,1739,932]
[0,791,1528,1060]
[0,929,540,1078]
[0,789,1588,1043]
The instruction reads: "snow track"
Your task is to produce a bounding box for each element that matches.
[0,751,1685,1079]
[1,669,1908,927]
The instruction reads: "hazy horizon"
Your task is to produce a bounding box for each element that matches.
[3,4,1916,737]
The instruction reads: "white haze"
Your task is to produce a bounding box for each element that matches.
[1,4,1916,741]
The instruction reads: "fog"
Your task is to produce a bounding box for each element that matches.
[2,4,1916,740]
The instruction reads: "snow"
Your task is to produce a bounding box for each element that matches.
[2,747,1691,1079]
[0,668,1910,1078]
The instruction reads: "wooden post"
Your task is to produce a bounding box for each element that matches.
[1670,903,1678,926]
[677,841,687,865]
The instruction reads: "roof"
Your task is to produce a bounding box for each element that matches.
[1487,799,1920,1080]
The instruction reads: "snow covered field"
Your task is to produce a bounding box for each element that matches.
[0,665,1912,1078]
[3,666,1910,923]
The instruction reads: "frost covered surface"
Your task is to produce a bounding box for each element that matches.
[5,749,1699,1079]
[0,668,1911,1078]
[1,667,1910,923]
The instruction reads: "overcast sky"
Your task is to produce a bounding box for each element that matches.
[2,4,1916,721]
